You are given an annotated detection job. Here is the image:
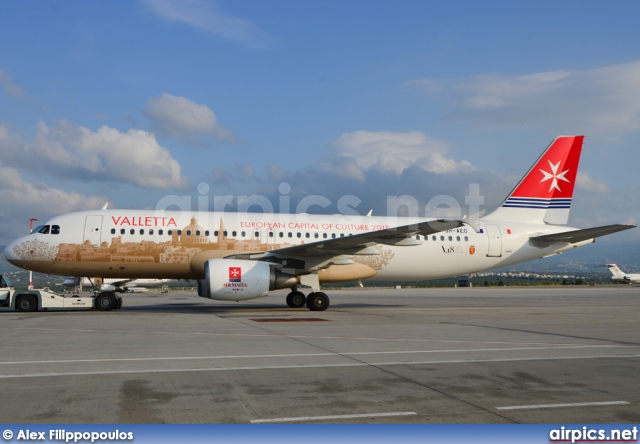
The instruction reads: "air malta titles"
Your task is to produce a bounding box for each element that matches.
[224,267,247,288]
[111,216,178,227]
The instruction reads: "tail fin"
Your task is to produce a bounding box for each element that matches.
[606,264,625,279]
[485,136,584,224]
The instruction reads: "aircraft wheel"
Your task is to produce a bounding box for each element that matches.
[306,292,329,311]
[95,292,117,311]
[16,294,37,312]
[286,291,306,308]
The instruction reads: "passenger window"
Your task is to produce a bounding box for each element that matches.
[440,236,444,241]
[269,232,274,238]
[111,228,116,235]
[456,236,460,241]
[168,230,173,235]
[38,225,50,234]
[140,229,144,235]
[416,235,421,240]
[279,232,283,238]
[314,233,318,239]
[332,233,336,239]
[465,236,469,242]
[159,229,164,235]
[51,225,60,235]
[130,229,135,235]
[323,233,328,239]
[120,229,125,235]
[432,235,436,241]
[178,230,182,236]
[205,231,210,236]
[297,233,301,238]
[340,234,345,237]
[149,229,154,235]
[232,231,237,237]
[195,230,200,236]
[255,231,259,238]
[186,230,191,236]
[288,232,293,238]
[241,231,246,237]
[223,231,227,236]
[214,230,218,236]
[448,236,452,241]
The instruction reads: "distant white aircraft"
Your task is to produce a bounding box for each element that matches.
[4,136,635,311]
[125,287,149,293]
[605,264,640,284]
[62,277,170,293]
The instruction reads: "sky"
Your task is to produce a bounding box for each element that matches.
[1,0,639,258]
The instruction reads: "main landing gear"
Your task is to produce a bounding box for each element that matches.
[286,290,329,311]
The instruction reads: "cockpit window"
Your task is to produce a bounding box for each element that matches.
[31,225,44,234]
[38,225,50,234]
[51,225,60,235]
[0,276,11,288]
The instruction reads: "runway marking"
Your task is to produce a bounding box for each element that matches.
[250,411,417,423]
[0,344,635,365]
[496,401,630,411]
[20,326,626,347]
[0,354,639,379]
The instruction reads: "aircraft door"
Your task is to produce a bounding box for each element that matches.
[485,224,502,257]
[83,215,103,247]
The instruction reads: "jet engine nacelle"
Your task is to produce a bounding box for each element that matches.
[198,259,296,301]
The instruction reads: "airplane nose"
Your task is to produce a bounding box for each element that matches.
[4,240,20,264]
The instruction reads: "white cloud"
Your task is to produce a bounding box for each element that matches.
[576,171,610,194]
[330,130,474,175]
[0,69,26,98]
[142,0,277,49]
[411,60,640,134]
[144,93,235,144]
[0,162,109,243]
[212,162,254,185]
[0,121,187,189]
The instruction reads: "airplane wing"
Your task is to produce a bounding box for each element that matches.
[530,224,635,244]
[105,278,134,288]
[231,219,465,260]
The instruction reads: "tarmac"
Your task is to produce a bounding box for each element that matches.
[0,285,638,424]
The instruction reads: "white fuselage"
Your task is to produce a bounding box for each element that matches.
[4,209,589,282]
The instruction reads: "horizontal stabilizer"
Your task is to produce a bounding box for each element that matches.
[530,224,635,243]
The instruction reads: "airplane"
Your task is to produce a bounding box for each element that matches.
[3,135,635,311]
[605,264,640,284]
[62,277,171,292]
